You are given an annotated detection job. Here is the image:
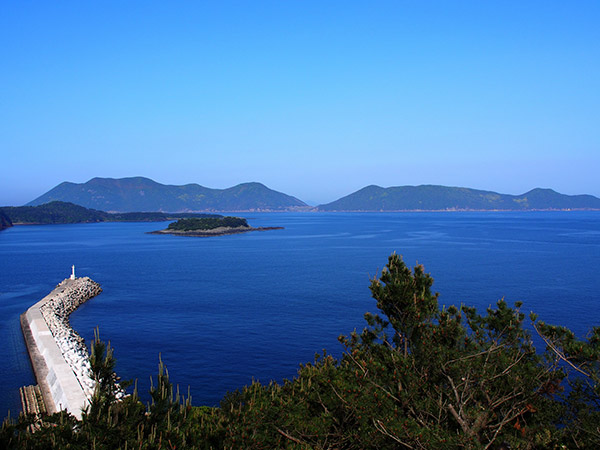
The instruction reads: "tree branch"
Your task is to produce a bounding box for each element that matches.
[373,419,416,449]
[533,322,591,377]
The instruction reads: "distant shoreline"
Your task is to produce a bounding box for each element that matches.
[310,208,600,213]
[2,208,600,232]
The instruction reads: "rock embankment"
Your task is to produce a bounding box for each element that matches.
[38,277,102,399]
[149,225,284,237]
[21,276,105,419]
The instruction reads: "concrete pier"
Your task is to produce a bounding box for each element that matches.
[20,277,102,420]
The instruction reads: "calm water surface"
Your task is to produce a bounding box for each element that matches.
[1,212,599,416]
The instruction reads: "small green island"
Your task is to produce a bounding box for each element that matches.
[149,216,283,237]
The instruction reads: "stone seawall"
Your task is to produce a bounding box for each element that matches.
[20,277,102,420]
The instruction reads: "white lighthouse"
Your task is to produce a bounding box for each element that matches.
[70,265,76,280]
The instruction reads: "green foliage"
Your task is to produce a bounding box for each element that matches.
[3,253,600,449]
[0,210,12,229]
[1,334,223,449]
[84,329,126,423]
[167,216,249,231]
[0,201,222,225]
[367,253,439,356]
[533,321,600,447]
[1,201,109,224]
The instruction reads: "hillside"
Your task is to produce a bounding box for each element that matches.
[0,201,220,225]
[27,177,308,212]
[0,210,12,230]
[317,185,600,211]
[1,202,108,224]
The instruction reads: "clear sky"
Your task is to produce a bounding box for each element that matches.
[1,1,599,206]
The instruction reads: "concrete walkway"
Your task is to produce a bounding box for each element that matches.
[20,278,100,420]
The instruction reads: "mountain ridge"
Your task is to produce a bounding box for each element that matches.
[25,178,600,212]
[28,177,308,212]
[316,184,600,211]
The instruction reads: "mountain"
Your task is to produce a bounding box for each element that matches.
[317,185,600,211]
[27,177,308,212]
[26,179,600,213]
[0,201,221,225]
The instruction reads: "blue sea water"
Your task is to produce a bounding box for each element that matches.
[1,212,599,417]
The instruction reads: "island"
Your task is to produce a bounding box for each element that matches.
[148,216,283,237]
[0,201,222,226]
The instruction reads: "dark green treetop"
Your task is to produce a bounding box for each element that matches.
[166,217,249,231]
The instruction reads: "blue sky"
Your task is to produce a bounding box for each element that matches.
[1,1,599,206]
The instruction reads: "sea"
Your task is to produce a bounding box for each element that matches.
[1,212,599,417]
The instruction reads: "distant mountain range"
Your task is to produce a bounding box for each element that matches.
[24,177,600,212]
[28,177,308,212]
[316,185,600,211]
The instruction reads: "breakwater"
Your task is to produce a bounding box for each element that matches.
[20,276,102,419]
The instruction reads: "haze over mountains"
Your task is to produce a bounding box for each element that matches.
[26,177,600,212]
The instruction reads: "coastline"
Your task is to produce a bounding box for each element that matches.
[20,276,102,419]
[147,225,284,237]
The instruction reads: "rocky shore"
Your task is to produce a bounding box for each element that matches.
[148,225,284,237]
[38,277,102,400]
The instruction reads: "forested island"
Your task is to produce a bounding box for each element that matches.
[0,202,284,237]
[149,217,283,237]
[0,201,220,226]
[3,254,600,449]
